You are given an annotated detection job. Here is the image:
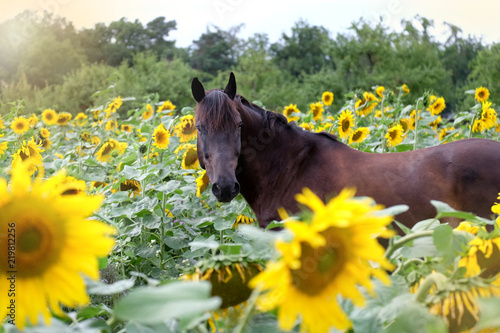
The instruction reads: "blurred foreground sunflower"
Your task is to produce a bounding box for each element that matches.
[249,188,395,333]
[0,160,115,329]
[12,138,44,176]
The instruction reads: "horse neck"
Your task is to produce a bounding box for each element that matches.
[236,106,311,205]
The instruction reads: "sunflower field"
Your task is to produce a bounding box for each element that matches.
[1,84,500,333]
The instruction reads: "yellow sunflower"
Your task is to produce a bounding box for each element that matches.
[428,115,442,130]
[143,104,154,120]
[402,84,410,95]
[95,138,121,163]
[0,160,115,330]
[283,104,300,122]
[174,143,196,154]
[322,91,334,106]
[250,188,394,333]
[480,101,498,130]
[398,118,411,133]
[104,96,123,116]
[348,127,370,144]
[182,146,199,170]
[56,112,72,126]
[0,142,8,157]
[40,128,50,139]
[355,92,378,116]
[120,124,133,133]
[74,112,88,127]
[157,100,176,116]
[233,214,256,228]
[300,123,314,131]
[10,117,30,135]
[428,97,446,116]
[42,109,58,125]
[438,127,455,142]
[28,114,39,127]
[39,137,52,149]
[104,120,117,131]
[153,123,171,149]
[12,138,44,176]
[376,86,385,98]
[174,115,197,143]
[196,170,210,197]
[309,102,324,121]
[385,124,404,147]
[118,179,141,198]
[338,110,355,139]
[0,115,5,129]
[475,87,490,103]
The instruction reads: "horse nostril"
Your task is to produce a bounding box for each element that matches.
[212,183,221,196]
[232,182,240,196]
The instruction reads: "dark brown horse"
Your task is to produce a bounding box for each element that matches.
[191,73,500,231]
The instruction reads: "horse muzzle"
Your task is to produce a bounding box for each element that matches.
[212,181,240,202]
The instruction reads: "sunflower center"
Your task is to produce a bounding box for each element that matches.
[389,130,397,140]
[290,228,346,296]
[352,131,362,141]
[156,131,167,143]
[184,149,198,166]
[0,198,65,277]
[16,122,24,130]
[342,119,350,132]
[182,123,195,135]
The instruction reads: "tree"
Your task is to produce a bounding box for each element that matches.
[271,20,331,78]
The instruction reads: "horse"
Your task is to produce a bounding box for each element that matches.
[191,72,500,232]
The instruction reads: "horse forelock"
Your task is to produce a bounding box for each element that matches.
[195,90,241,133]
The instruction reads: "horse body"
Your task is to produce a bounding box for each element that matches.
[192,73,500,231]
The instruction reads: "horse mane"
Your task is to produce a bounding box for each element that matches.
[195,90,241,133]
[235,95,339,142]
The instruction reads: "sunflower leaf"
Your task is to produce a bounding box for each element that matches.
[113,281,221,324]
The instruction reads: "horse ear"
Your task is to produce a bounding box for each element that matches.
[224,72,237,100]
[191,77,205,103]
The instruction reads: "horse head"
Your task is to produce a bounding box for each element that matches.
[191,73,242,202]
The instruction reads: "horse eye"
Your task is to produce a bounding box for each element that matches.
[238,122,243,128]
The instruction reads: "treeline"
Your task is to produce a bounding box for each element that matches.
[0,11,499,115]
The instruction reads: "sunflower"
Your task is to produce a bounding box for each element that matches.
[309,102,324,121]
[428,115,442,130]
[174,115,197,143]
[233,214,256,228]
[322,91,334,106]
[104,120,117,131]
[74,112,88,126]
[0,142,8,157]
[459,237,500,280]
[250,188,394,333]
[119,179,141,197]
[95,138,120,163]
[337,110,355,139]
[92,109,102,120]
[50,173,87,196]
[428,97,446,116]
[196,170,210,197]
[104,96,123,116]
[143,104,154,120]
[28,113,39,127]
[12,138,44,176]
[121,124,133,133]
[0,160,115,330]
[174,143,196,154]
[355,92,378,116]
[153,123,170,149]
[56,112,72,126]
[182,146,199,170]
[376,86,385,98]
[40,128,50,139]
[475,87,490,103]
[455,221,480,235]
[0,116,4,129]
[385,124,404,147]
[300,123,314,131]
[42,109,58,125]
[157,100,176,116]
[438,127,455,142]
[348,127,370,144]
[480,101,498,130]
[402,84,410,95]
[398,118,411,133]
[39,137,52,149]
[91,136,101,146]
[283,104,300,122]
[10,117,30,135]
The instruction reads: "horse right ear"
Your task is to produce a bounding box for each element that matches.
[191,77,205,103]
[224,72,237,100]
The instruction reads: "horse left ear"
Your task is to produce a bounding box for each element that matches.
[224,72,237,100]
[191,77,206,103]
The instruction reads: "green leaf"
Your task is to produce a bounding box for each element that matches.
[465,89,476,95]
[87,277,136,295]
[374,205,409,217]
[431,200,480,221]
[433,224,453,253]
[474,297,500,331]
[412,219,440,232]
[113,281,221,324]
[98,256,108,270]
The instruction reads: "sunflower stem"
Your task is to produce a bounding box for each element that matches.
[468,109,478,138]
[384,230,435,260]
[415,272,448,303]
[232,286,261,333]
[413,97,423,151]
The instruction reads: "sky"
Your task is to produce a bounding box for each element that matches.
[1,0,499,47]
